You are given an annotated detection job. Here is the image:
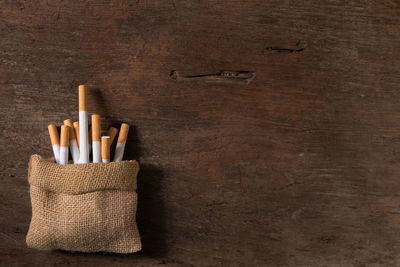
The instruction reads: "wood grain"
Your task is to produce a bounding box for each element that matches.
[1,0,400,265]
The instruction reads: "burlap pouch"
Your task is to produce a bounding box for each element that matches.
[26,154,142,253]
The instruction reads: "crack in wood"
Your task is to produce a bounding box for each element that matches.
[170,70,255,84]
[265,47,305,54]
[265,41,306,54]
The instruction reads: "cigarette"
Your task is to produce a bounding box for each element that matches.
[92,114,101,163]
[59,125,70,165]
[48,124,61,164]
[113,123,129,162]
[73,121,79,147]
[78,85,89,163]
[101,136,110,163]
[64,119,80,163]
[107,127,118,146]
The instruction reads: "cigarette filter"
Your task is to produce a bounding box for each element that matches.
[107,127,118,146]
[113,123,129,162]
[78,85,89,163]
[101,136,110,163]
[92,114,101,163]
[48,124,60,164]
[73,121,79,147]
[59,125,70,165]
[64,119,80,163]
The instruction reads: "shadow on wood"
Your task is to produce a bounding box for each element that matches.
[124,124,167,257]
[136,163,166,257]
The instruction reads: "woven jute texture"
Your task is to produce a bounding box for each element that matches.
[26,154,142,253]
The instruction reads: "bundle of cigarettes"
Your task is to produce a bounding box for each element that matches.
[47,85,129,164]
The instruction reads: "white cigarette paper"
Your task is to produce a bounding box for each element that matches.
[48,124,60,164]
[59,125,69,165]
[64,119,80,163]
[93,141,100,162]
[92,115,101,163]
[113,142,125,162]
[70,139,80,163]
[59,146,69,165]
[113,123,129,162]
[52,145,60,164]
[78,85,89,163]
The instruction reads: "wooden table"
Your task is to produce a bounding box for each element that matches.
[1,1,400,265]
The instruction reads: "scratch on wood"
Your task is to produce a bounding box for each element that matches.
[170,70,255,84]
[0,232,18,243]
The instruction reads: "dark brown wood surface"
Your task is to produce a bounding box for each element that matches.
[2,1,400,266]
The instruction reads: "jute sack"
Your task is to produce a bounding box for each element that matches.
[26,154,142,253]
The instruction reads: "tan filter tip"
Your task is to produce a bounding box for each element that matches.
[73,121,80,146]
[107,127,118,144]
[92,114,101,142]
[63,119,77,140]
[48,124,60,145]
[117,123,129,143]
[60,125,70,147]
[101,136,110,160]
[79,85,87,111]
